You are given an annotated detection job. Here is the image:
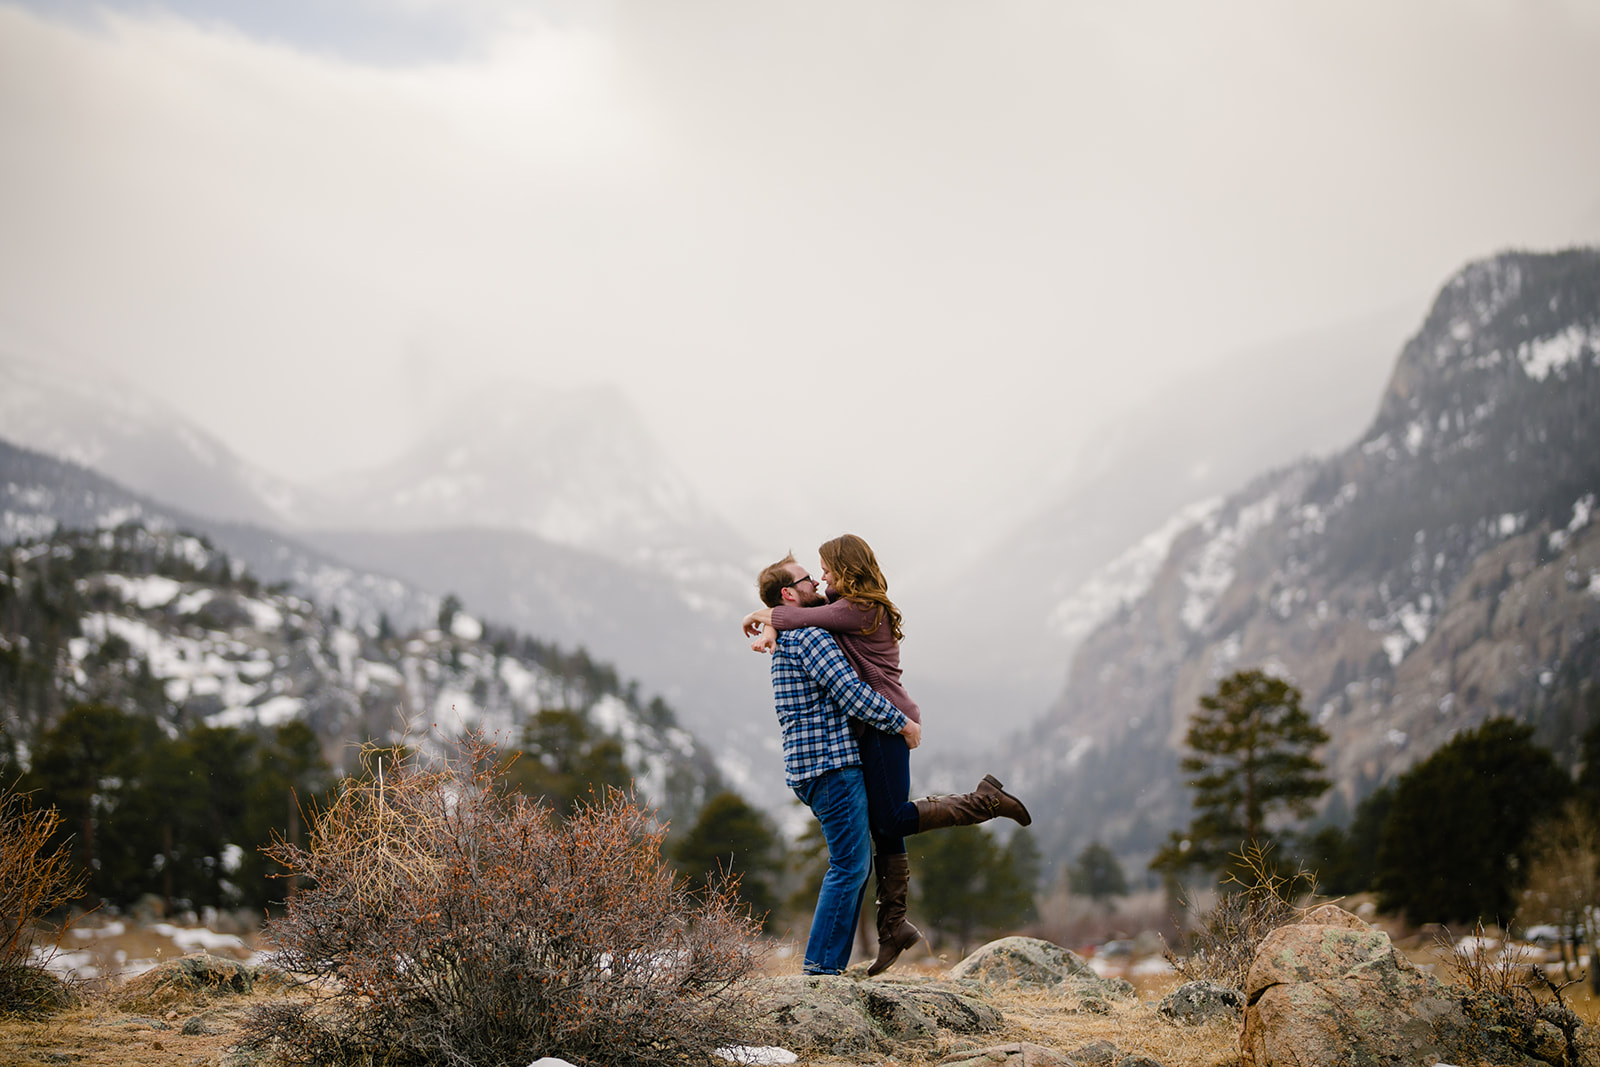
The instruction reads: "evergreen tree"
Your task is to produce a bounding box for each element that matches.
[1300,784,1393,896]
[911,826,1036,954]
[1375,718,1574,925]
[1068,841,1129,904]
[1151,669,1329,880]
[671,792,781,929]
[501,709,632,819]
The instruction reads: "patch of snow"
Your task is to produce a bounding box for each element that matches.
[1496,513,1520,538]
[715,1048,798,1065]
[173,588,215,615]
[365,660,404,688]
[1361,433,1391,456]
[1130,956,1176,976]
[1386,729,1407,748]
[1059,736,1094,770]
[149,923,248,954]
[1049,498,1221,644]
[102,573,182,609]
[1455,935,1499,957]
[1180,494,1279,632]
[221,843,244,873]
[450,612,483,641]
[1381,634,1408,667]
[1588,572,1600,598]
[1518,324,1596,381]
[239,597,284,632]
[1403,420,1425,454]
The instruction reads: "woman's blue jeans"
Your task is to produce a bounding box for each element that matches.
[857,728,919,856]
[793,766,871,974]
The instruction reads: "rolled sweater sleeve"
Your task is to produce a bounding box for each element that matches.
[770,597,876,634]
[794,629,907,735]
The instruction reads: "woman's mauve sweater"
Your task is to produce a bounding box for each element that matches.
[769,594,922,724]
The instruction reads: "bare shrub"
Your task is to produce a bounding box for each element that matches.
[243,736,765,1067]
[1163,843,1310,992]
[0,787,84,1015]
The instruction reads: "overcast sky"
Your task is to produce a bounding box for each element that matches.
[2,0,1598,578]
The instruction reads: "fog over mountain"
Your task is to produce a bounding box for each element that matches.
[1002,248,1600,873]
[3,3,1600,834]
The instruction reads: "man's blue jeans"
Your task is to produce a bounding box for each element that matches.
[793,766,871,975]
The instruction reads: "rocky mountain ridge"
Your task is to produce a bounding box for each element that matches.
[0,439,782,807]
[0,521,721,826]
[1010,248,1600,872]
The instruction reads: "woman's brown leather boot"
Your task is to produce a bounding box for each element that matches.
[868,852,921,976]
[912,774,1032,831]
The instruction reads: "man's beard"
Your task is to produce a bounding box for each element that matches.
[797,587,827,608]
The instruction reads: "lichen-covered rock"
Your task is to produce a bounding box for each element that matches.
[1157,981,1243,1026]
[752,974,1002,1056]
[938,1041,1075,1067]
[950,937,1133,998]
[1067,1040,1121,1066]
[1240,904,1560,1067]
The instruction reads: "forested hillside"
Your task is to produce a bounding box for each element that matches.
[0,522,723,912]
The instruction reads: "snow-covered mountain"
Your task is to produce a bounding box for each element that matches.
[0,520,722,826]
[906,302,1421,760]
[1003,248,1600,872]
[0,437,786,809]
[0,350,302,530]
[307,382,754,608]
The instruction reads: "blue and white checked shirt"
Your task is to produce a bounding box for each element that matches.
[771,627,908,789]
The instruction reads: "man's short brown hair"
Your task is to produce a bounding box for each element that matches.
[757,553,798,608]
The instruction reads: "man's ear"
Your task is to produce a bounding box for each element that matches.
[779,587,798,606]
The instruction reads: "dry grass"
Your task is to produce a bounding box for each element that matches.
[1,788,88,1018]
[0,968,1237,1067]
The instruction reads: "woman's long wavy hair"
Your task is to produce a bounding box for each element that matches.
[818,534,904,642]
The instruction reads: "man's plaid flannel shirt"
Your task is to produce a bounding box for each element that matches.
[771,626,908,789]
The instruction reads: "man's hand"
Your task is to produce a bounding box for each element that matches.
[750,628,777,654]
[901,718,922,750]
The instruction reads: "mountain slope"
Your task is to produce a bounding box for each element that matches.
[906,303,1420,755]
[0,521,722,825]
[0,351,301,529]
[1008,248,1600,871]
[0,439,786,808]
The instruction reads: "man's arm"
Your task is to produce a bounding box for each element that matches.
[792,628,909,736]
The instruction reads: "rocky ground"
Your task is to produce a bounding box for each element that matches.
[3,915,1597,1067]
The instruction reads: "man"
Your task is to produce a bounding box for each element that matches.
[757,554,922,975]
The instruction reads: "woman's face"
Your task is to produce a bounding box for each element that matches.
[821,562,835,594]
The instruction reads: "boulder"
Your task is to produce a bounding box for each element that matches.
[938,1041,1076,1067]
[950,938,1134,999]
[1157,981,1243,1026]
[1240,904,1563,1067]
[752,974,1002,1057]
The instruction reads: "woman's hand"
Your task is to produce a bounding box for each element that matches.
[741,607,774,638]
[749,629,777,654]
[900,718,922,750]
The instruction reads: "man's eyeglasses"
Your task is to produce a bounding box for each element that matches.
[784,575,817,589]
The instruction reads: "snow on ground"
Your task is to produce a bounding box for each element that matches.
[1518,323,1597,381]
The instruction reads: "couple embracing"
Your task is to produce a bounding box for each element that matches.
[745,534,1030,976]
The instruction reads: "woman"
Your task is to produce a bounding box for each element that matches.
[743,533,1030,975]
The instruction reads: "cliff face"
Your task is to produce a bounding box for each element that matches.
[1013,249,1600,868]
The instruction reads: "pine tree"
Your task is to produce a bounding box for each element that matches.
[1374,718,1573,924]
[671,792,780,929]
[1151,669,1329,880]
[1068,841,1129,904]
